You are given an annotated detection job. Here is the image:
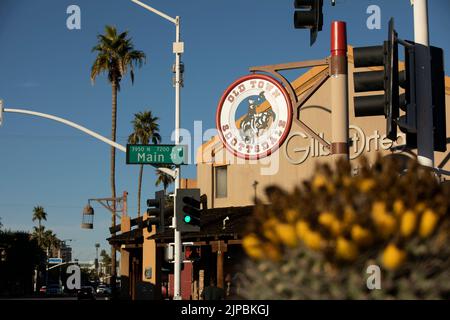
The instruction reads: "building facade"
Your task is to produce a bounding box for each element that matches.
[109,46,450,300]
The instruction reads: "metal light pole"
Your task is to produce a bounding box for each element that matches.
[82,191,128,297]
[411,0,434,168]
[131,0,184,300]
[95,243,100,278]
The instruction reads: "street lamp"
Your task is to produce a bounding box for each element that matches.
[81,191,127,299]
[131,0,184,300]
[82,204,94,229]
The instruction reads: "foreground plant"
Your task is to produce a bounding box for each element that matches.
[241,156,450,299]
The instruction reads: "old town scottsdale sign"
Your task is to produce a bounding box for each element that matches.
[216,74,293,160]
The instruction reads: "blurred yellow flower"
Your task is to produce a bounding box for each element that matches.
[243,234,264,260]
[342,176,352,187]
[275,223,298,247]
[318,211,335,228]
[372,202,396,238]
[382,244,406,271]
[343,206,356,225]
[419,209,439,238]
[415,202,427,214]
[351,225,373,247]
[296,220,310,240]
[263,218,280,243]
[264,243,282,261]
[372,201,387,219]
[312,174,327,190]
[263,229,279,243]
[400,210,417,238]
[359,178,376,192]
[303,230,325,251]
[330,220,344,237]
[393,199,405,217]
[284,209,300,223]
[378,214,397,238]
[336,237,358,261]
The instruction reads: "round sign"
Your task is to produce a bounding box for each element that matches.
[216,74,293,160]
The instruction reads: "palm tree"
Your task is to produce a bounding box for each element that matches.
[155,164,175,194]
[91,26,146,289]
[128,111,161,217]
[31,225,46,249]
[43,230,60,255]
[32,206,47,245]
[32,206,47,229]
[90,25,146,216]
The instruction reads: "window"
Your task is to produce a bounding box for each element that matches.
[215,166,227,198]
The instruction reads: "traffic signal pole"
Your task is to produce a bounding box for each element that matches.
[330,21,349,161]
[130,0,183,300]
[412,0,434,167]
[173,16,183,301]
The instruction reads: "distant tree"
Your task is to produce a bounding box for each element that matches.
[0,230,44,296]
[155,164,175,194]
[90,25,146,213]
[91,26,146,286]
[43,230,60,254]
[32,206,47,246]
[128,111,161,217]
[31,225,46,249]
[100,249,112,274]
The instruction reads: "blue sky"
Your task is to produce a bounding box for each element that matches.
[0,0,449,261]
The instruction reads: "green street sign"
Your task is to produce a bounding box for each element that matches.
[126,144,188,165]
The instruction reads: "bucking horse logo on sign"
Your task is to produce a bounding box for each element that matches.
[239,91,276,144]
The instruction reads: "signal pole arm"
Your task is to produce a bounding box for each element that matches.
[4,108,126,152]
[2,107,178,177]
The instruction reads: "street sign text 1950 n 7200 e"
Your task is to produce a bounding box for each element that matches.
[126,144,188,165]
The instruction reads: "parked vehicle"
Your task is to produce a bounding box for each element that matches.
[46,284,63,296]
[77,286,96,300]
[39,286,46,295]
[96,284,111,295]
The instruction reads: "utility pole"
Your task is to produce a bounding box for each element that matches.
[130,0,184,300]
[95,243,100,278]
[330,21,349,161]
[412,0,434,167]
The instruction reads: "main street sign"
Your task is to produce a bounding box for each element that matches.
[126,144,188,165]
[48,257,63,264]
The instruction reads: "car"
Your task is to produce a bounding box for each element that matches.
[39,286,47,295]
[96,284,111,295]
[77,286,96,300]
[46,284,63,296]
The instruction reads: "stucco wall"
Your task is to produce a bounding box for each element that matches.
[196,51,450,209]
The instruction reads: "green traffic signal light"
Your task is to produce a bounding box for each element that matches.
[184,215,191,223]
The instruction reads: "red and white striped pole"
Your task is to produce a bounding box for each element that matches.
[330,21,349,161]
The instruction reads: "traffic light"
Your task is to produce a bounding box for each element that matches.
[353,18,399,141]
[294,0,323,46]
[397,43,447,152]
[176,188,201,232]
[430,46,447,152]
[353,17,447,152]
[145,190,165,233]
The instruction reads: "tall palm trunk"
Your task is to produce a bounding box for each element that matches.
[111,79,117,290]
[38,220,42,248]
[137,164,143,217]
